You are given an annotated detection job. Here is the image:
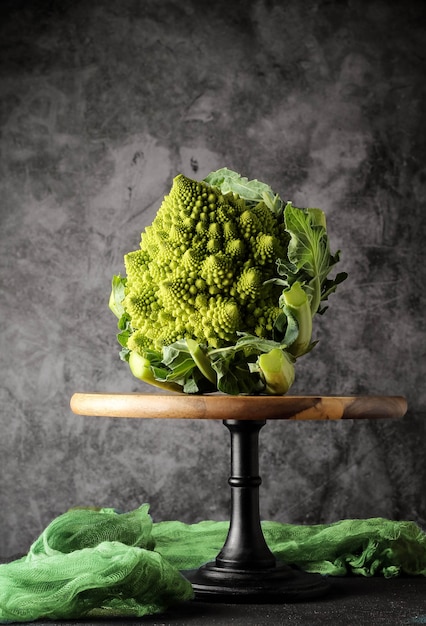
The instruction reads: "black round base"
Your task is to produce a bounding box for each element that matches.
[184,561,331,603]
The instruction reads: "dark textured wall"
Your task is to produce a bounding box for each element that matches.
[1,0,425,557]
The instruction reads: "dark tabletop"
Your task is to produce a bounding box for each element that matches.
[1,575,424,626]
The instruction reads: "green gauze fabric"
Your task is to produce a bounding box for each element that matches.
[0,505,193,623]
[152,517,426,578]
[1,505,426,624]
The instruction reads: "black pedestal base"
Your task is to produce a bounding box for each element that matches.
[184,419,331,603]
[184,561,330,603]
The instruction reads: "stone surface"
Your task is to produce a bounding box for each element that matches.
[0,0,425,557]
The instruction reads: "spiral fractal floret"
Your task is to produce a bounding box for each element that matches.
[121,173,287,351]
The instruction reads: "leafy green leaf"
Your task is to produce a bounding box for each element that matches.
[162,340,188,366]
[143,348,164,364]
[166,354,197,382]
[204,168,283,215]
[183,377,200,394]
[159,341,198,383]
[109,275,127,319]
[212,354,262,396]
[278,310,299,347]
[282,203,347,315]
[119,347,130,362]
[274,258,298,284]
[117,324,132,348]
[320,270,348,302]
[285,204,329,277]
[233,333,288,354]
[151,365,174,381]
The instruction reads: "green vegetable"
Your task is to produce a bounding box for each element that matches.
[128,351,183,393]
[204,167,283,215]
[186,338,217,385]
[109,168,346,395]
[278,202,347,316]
[280,281,313,357]
[258,348,295,395]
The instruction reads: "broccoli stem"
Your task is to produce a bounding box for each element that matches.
[305,209,326,315]
[258,348,295,395]
[308,275,321,316]
[186,338,217,385]
[128,351,183,393]
[282,281,313,357]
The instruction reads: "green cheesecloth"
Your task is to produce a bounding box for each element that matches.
[1,504,425,623]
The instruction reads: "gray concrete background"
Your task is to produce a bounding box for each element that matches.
[0,0,425,557]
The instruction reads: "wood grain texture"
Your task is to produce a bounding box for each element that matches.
[70,393,407,421]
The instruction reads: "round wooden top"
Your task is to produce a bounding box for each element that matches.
[70,393,407,421]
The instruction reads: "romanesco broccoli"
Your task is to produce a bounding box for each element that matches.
[110,168,346,395]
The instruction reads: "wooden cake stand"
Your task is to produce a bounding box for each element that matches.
[70,393,407,603]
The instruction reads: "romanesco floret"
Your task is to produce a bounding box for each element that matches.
[122,173,286,351]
